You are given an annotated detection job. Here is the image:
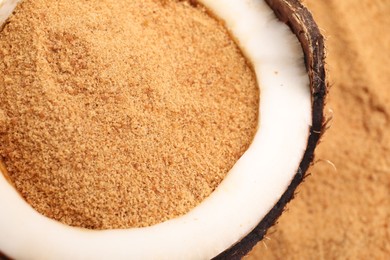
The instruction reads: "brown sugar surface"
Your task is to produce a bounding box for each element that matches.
[0,0,259,229]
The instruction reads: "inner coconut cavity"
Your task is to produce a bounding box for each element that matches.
[0,0,311,259]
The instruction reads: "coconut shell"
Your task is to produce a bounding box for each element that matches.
[213,0,327,259]
[0,0,327,259]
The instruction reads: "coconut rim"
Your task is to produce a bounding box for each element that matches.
[214,0,327,258]
[0,0,327,259]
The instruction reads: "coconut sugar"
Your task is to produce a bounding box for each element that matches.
[0,0,259,229]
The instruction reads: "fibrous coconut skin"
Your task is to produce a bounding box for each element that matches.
[0,0,326,259]
[214,0,327,259]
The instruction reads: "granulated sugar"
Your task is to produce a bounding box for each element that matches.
[0,0,259,229]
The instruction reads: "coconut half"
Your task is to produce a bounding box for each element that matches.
[0,0,327,259]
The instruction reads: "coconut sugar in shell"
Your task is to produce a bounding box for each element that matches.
[0,0,328,258]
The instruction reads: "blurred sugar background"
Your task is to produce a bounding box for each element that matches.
[249,0,390,259]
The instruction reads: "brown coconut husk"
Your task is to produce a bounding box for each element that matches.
[213,0,327,259]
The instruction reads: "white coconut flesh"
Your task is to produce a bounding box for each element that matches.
[0,0,311,259]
